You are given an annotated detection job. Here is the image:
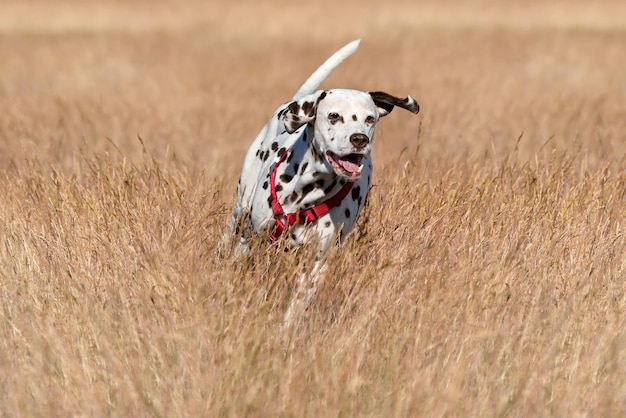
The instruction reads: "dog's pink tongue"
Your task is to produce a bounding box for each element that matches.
[338,158,360,174]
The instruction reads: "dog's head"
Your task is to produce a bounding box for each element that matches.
[282,89,419,180]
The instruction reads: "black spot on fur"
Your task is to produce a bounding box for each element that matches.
[263,151,270,161]
[267,195,273,207]
[324,179,337,194]
[271,142,279,151]
[288,102,300,114]
[302,183,315,196]
[314,179,326,188]
[275,184,283,192]
[301,101,315,117]
[345,208,351,218]
[300,162,308,174]
[287,152,294,163]
[289,191,298,203]
[278,147,286,157]
[312,171,319,177]
[351,186,361,201]
[280,174,293,183]
[293,163,299,173]
[262,181,268,190]
[330,137,335,141]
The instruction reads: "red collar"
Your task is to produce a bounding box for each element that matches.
[268,148,353,242]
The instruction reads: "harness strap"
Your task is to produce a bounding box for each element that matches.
[268,148,354,242]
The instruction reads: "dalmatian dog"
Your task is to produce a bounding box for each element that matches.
[227,39,420,330]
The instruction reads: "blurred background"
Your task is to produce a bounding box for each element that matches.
[1,0,624,177]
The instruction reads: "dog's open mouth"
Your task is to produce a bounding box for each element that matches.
[326,151,364,179]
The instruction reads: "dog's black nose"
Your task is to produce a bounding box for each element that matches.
[350,133,369,149]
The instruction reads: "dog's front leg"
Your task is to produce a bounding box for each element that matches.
[280,258,326,336]
[217,210,251,260]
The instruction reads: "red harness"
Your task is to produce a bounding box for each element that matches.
[268,148,353,242]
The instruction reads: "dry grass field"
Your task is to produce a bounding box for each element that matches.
[1,0,625,416]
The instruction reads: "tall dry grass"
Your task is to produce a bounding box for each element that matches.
[1,0,625,416]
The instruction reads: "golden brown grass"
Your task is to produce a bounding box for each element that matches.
[1,0,625,416]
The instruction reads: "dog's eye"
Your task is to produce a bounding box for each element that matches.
[328,112,340,121]
[365,115,376,124]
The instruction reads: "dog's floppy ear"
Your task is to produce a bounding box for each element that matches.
[281,90,328,133]
[369,91,420,117]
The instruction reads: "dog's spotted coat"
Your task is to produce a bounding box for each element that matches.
[229,40,420,254]
[226,40,419,331]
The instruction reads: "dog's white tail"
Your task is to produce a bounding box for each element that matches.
[292,39,361,101]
